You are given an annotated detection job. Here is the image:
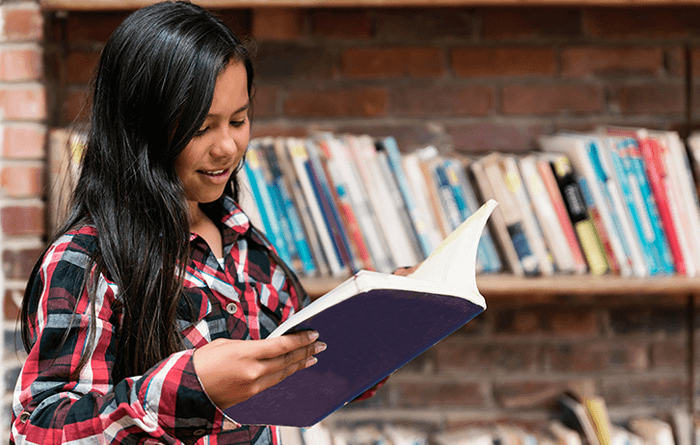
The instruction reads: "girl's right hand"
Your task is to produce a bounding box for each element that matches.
[192,330,326,410]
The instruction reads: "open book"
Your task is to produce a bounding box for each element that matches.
[224,199,499,427]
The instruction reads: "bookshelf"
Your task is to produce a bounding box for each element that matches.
[38,0,700,10]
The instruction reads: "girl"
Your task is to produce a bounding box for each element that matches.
[12,2,326,444]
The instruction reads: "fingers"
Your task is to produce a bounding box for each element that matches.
[258,330,320,359]
[256,340,326,391]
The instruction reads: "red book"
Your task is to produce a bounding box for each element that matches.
[637,136,686,275]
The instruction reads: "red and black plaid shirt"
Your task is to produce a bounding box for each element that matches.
[11,196,308,445]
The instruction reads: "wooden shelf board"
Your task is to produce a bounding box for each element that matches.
[40,0,700,10]
[302,274,700,304]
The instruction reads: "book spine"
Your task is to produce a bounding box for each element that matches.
[609,139,662,275]
[402,154,445,255]
[287,139,345,276]
[637,136,686,275]
[261,140,318,276]
[381,136,434,259]
[550,155,610,275]
[304,139,355,272]
[243,145,292,265]
[577,176,621,275]
[537,157,588,274]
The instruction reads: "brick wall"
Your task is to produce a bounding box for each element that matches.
[2,2,700,439]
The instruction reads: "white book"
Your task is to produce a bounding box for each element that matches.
[658,130,700,275]
[348,135,420,268]
[518,154,577,274]
[538,134,633,277]
[236,161,264,231]
[502,154,555,276]
[326,134,394,273]
[402,152,444,251]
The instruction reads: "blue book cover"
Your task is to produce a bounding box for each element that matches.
[620,138,674,275]
[380,136,434,259]
[260,141,317,276]
[243,148,292,266]
[609,139,661,275]
[431,161,463,232]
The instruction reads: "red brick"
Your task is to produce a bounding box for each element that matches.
[0,87,47,120]
[451,47,555,77]
[64,12,130,44]
[254,43,336,81]
[545,341,649,373]
[4,288,21,321]
[3,6,43,41]
[494,379,596,409]
[610,84,685,114]
[252,9,305,41]
[391,85,493,117]
[65,51,100,84]
[284,87,388,117]
[584,8,700,39]
[502,84,603,115]
[251,86,279,119]
[434,337,539,373]
[447,121,547,153]
[311,10,371,39]
[249,124,309,140]
[63,88,91,123]
[652,340,687,369]
[1,205,44,236]
[0,164,44,198]
[494,309,543,335]
[547,308,600,337]
[374,9,474,41]
[561,47,664,77]
[342,47,445,79]
[667,47,686,78]
[2,124,46,159]
[395,379,487,407]
[481,8,582,40]
[601,376,686,406]
[3,246,43,280]
[0,47,42,81]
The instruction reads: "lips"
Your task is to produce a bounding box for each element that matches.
[198,168,230,177]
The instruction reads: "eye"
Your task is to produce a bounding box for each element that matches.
[194,126,209,137]
[230,119,246,128]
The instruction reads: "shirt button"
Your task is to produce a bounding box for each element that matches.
[193,429,206,436]
[19,411,30,423]
[225,302,237,315]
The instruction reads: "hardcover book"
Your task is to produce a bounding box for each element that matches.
[224,200,498,427]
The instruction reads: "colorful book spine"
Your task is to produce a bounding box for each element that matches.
[549,154,610,275]
[536,157,588,274]
[380,136,434,259]
[577,176,620,275]
[260,140,317,276]
[243,144,292,266]
[304,139,355,272]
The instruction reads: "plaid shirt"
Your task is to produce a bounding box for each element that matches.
[11,196,308,445]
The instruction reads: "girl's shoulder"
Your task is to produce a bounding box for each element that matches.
[44,225,100,265]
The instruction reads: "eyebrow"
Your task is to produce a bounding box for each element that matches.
[207,102,250,119]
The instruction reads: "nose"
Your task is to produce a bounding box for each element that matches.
[211,126,238,159]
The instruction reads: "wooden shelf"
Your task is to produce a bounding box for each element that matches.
[302,274,700,305]
[39,0,700,11]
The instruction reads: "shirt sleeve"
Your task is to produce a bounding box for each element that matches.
[11,232,237,445]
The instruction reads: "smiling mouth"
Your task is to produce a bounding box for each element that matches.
[199,169,228,176]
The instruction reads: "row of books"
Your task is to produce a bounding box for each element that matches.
[241,127,700,279]
[281,394,695,445]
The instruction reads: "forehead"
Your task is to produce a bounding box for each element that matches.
[208,61,248,115]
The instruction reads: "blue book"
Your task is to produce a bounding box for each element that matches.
[243,146,292,266]
[259,141,317,276]
[608,138,662,275]
[620,138,674,275]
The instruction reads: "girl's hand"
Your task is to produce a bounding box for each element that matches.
[393,264,420,276]
[193,330,325,409]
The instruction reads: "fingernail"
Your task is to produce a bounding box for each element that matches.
[315,342,327,353]
[308,331,320,341]
[306,356,318,367]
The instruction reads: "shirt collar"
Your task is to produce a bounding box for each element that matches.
[188,195,250,242]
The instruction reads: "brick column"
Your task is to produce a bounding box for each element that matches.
[0,0,47,437]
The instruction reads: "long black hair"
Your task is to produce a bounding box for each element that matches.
[21,1,255,382]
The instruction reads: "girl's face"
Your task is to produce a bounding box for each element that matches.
[175,61,250,212]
